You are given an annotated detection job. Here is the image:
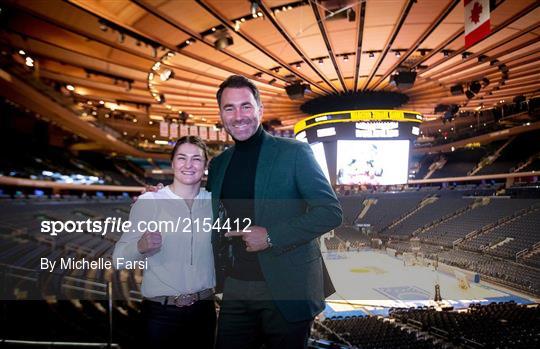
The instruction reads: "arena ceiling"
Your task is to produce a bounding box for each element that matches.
[0,0,539,154]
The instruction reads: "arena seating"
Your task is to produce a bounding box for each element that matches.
[390,302,540,348]
[313,315,443,349]
[430,148,487,178]
[434,249,540,295]
[419,198,536,247]
[354,192,426,232]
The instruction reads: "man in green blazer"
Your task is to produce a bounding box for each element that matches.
[208,75,343,349]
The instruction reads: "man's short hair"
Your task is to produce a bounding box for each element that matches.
[216,75,261,107]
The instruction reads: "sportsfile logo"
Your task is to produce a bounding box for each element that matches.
[40,217,252,236]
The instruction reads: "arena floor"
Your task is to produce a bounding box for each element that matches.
[322,250,538,318]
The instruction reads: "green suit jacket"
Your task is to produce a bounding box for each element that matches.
[207,130,343,322]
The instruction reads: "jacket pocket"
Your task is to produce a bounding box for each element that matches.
[288,244,321,265]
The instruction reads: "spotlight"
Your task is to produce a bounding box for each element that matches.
[442,50,450,57]
[25,57,34,67]
[465,90,475,99]
[347,8,356,22]
[18,50,26,55]
[268,78,276,85]
[368,52,375,58]
[462,51,472,59]
[481,78,490,86]
[477,54,489,63]
[498,64,509,73]
[394,50,401,57]
[159,68,175,81]
[99,24,108,32]
[214,31,233,50]
[343,55,349,61]
[253,72,263,78]
[295,62,301,68]
[158,93,166,104]
[318,58,324,64]
[66,84,75,91]
[118,32,125,43]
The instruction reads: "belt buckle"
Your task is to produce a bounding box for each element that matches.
[173,293,196,307]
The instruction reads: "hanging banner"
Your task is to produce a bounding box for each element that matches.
[464,0,490,48]
[199,126,208,140]
[189,125,198,136]
[180,124,189,136]
[208,127,217,141]
[169,123,178,139]
[159,121,169,137]
[218,129,227,142]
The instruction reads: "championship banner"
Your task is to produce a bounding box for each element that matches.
[208,127,217,141]
[169,123,178,139]
[218,129,227,142]
[189,125,198,136]
[180,124,189,136]
[199,126,208,140]
[159,121,169,137]
[464,0,490,48]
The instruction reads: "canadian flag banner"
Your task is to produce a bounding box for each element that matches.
[464,0,490,48]
[159,121,169,137]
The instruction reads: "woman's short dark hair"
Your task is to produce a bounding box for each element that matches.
[216,75,261,107]
[171,135,209,162]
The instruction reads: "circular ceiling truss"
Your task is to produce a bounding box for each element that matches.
[0,0,538,145]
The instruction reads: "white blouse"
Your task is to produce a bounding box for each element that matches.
[113,186,215,297]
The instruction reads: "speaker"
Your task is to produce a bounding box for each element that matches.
[390,71,417,89]
[434,104,449,113]
[470,81,481,94]
[450,84,464,95]
[285,83,308,100]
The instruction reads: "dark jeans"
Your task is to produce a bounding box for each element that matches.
[142,299,216,348]
[216,278,313,349]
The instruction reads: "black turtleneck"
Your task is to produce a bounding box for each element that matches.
[221,125,265,281]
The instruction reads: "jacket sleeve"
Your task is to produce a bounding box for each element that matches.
[266,142,343,253]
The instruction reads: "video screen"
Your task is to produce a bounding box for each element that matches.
[336,140,409,185]
[310,142,331,183]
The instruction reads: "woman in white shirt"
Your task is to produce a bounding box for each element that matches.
[113,136,215,348]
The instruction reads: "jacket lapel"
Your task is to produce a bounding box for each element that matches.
[211,147,234,218]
